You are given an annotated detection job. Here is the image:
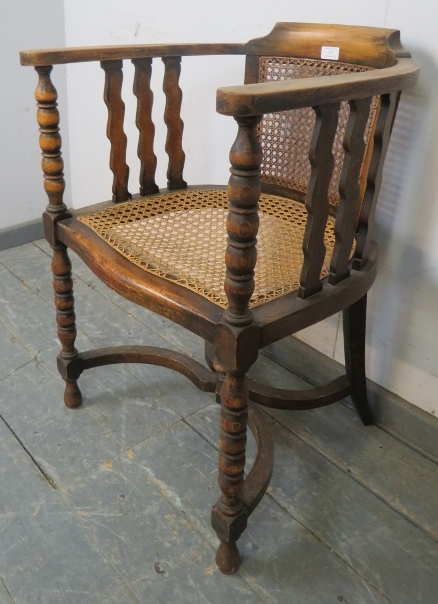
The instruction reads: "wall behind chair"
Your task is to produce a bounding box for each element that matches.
[1,0,70,230]
[16,0,438,417]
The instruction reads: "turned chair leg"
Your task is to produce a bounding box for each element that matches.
[343,294,375,425]
[52,243,82,409]
[211,371,249,574]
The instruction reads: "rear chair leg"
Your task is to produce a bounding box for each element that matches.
[52,243,82,408]
[343,294,374,425]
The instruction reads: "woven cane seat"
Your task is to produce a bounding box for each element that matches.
[78,188,337,309]
[257,57,379,208]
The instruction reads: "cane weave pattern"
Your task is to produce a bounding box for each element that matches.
[78,189,338,309]
[258,57,378,207]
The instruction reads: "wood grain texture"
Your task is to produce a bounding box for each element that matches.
[212,371,249,574]
[162,57,187,190]
[223,115,263,326]
[56,219,223,341]
[329,97,372,284]
[101,60,131,203]
[299,102,339,299]
[246,22,411,68]
[20,43,246,66]
[132,58,159,195]
[35,66,65,213]
[52,245,82,408]
[217,58,419,117]
[59,345,217,393]
[254,244,379,347]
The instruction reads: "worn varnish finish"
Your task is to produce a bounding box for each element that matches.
[35,66,82,409]
[101,60,131,203]
[21,23,420,575]
[132,58,159,196]
[162,57,187,191]
[299,102,339,299]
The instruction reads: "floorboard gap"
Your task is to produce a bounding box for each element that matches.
[0,412,58,489]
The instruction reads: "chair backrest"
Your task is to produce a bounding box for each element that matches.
[216,23,418,302]
[244,23,406,214]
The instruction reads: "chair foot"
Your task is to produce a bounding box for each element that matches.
[349,378,374,425]
[215,540,242,575]
[64,379,82,408]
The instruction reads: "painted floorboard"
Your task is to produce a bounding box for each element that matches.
[1,240,437,602]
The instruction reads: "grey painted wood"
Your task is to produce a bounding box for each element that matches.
[264,336,438,463]
[248,353,438,545]
[188,403,438,604]
[1,240,437,602]
[0,217,44,251]
[62,421,390,603]
[0,401,140,604]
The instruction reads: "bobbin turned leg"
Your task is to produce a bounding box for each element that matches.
[212,371,249,574]
[212,113,263,573]
[34,65,82,408]
[343,294,374,425]
[52,244,82,408]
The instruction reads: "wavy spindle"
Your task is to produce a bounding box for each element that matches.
[299,102,339,299]
[132,58,159,195]
[162,56,187,190]
[329,97,373,284]
[101,59,131,202]
[35,66,81,408]
[353,92,398,269]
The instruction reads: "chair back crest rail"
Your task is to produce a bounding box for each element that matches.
[22,26,420,309]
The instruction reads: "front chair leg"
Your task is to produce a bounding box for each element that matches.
[343,294,374,425]
[211,371,249,574]
[52,243,82,408]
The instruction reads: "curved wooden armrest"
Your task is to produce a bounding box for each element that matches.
[20,42,246,66]
[216,58,420,116]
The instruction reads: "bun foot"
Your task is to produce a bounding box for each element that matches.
[215,540,242,575]
[64,379,82,408]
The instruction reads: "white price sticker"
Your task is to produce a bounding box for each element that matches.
[321,46,340,60]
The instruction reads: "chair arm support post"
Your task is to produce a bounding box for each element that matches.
[35,66,70,244]
[223,115,263,327]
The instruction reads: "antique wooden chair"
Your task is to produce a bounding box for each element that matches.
[21,23,419,574]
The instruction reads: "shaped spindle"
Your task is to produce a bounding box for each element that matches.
[299,103,339,299]
[101,59,131,202]
[330,97,372,284]
[162,56,187,190]
[133,58,159,195]
[353,92,399,269]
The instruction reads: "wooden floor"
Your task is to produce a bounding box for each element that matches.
[1,239,438,604]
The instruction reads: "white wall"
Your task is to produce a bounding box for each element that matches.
[16,1,438,416]
[0,1,70,229]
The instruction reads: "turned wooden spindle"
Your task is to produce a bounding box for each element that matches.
[101,60,131,203]
[212,114,262,574]
[35,66,82,408]
[223,115,263,325]
[162,56,187,190]
[132,58,159,195]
